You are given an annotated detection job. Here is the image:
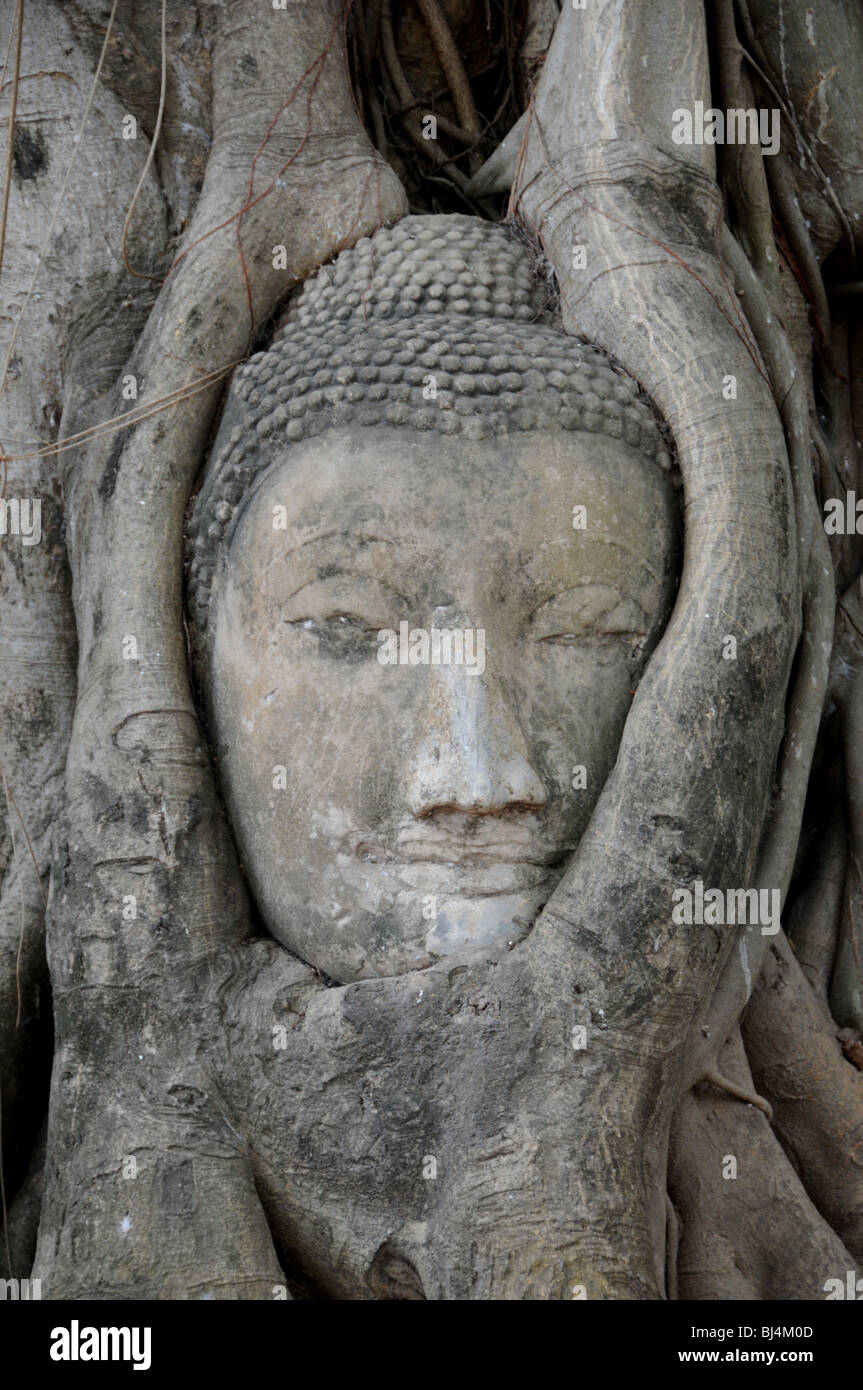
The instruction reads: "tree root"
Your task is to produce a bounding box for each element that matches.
[786,806,846,1004]
[713,0,781,305]
[413,0,482,153]
[742,933,863,1263]
[700,1069,773,1121]
[670,1030,857,1298]
[690,230,834,1082]
[764,154,831,345]
[380,0,471,190]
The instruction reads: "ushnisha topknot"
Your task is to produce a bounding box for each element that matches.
[186,214,674,648]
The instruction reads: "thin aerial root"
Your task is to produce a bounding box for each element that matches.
[701,1069,774,1121]
[713,0,780,306]
[764,154,830,345]
[5,360,243,466]
[380,0,470,191]
[350,1,387,154]
[413,0,481,141]
[735,0,856,267]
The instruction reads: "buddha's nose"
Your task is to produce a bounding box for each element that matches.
[406,664,547,817]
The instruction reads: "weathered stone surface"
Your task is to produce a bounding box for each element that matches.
[208,423,678,980]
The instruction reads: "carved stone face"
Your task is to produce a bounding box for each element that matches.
[208,424,679,981]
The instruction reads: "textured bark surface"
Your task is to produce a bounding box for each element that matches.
[1,0,862,1300]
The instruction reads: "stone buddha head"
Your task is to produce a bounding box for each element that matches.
[186,215,680,983]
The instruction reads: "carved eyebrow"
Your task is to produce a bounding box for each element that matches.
[521,539,667,592]
[279,528,396,556]
[260,530,397,586]
[281,571,409,605]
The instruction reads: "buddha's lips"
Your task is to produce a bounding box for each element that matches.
[354,834,568,897]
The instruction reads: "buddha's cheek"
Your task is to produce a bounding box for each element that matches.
[212,647,437,978]
[215,645,422,870]
[519,651,641,834]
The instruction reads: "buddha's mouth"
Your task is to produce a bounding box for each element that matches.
[405,861,557,897]
[354,833,569,898]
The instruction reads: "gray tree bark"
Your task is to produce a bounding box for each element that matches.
[1,0,861,1299]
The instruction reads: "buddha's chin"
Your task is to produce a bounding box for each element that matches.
[268,880,556,984]
[422,885,553,956]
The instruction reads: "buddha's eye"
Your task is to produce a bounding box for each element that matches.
[280,576,406,659]
[537,632,646,661]
[529,586,648,652]
[285,610,388,663]
[540,632,610,646]
[298,613,382,635]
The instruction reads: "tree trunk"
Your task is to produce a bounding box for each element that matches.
[1,0,861,1301]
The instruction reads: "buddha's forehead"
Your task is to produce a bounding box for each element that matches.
[228,425,677,599]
